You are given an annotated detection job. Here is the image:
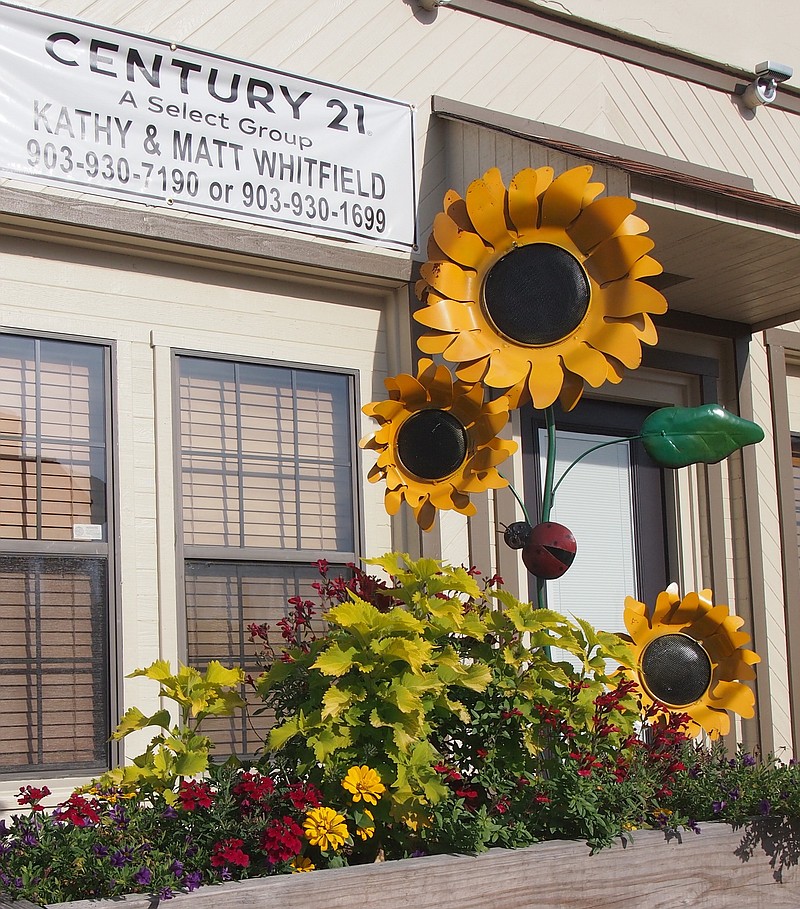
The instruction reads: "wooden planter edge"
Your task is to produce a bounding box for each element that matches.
[35,820,800,909]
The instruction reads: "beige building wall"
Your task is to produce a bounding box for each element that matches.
[2,0,800,802]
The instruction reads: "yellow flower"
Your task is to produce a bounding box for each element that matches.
[303,806,349,851]
[342,765,387,805]
[290,856,315,873]
[620,586,760,738]
[355,809,375,840]
[361,358,517,531]
[402,810,431,832]
[414,165,667,411]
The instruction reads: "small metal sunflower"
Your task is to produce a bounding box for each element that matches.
[360,358,517,531]
[414,165,668,410]
[621,586,760,738]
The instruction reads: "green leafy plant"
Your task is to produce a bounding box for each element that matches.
[254,553,636,837]
[98,660,245,800]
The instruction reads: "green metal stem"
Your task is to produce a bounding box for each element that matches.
[536,406,558,609]
[502,477,533,527]
[541,406,558,524]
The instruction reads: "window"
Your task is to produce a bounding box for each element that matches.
[524,399,670,656]
[177,355,358,753]
[0,335,111,775]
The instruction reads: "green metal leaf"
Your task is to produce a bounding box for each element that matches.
[641,404,764,468]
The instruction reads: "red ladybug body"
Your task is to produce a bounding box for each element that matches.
[522,522,577,580]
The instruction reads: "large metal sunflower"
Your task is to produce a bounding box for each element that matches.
[360,358,517,531]
[621,586,760,738]
[414,166,668,410]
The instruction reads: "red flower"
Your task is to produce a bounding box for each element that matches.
[286,782,322,811]
[233,772,275,811]
[211,838,250,868]
[17,785,51,811]
[501,708,523,720]
[178,780,213,812]
[260,816,304,864]
[535,794,551,804]
[476,748,488,760]
[56,794,100,827]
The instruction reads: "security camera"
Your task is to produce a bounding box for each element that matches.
[755,61,794,83]
[740,61,794,108]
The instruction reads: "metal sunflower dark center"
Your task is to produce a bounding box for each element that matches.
[396,409,469,480]
[640,633,712,707]
[483,243,590,345]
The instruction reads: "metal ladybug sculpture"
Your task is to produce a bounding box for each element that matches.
[503,520,577,580]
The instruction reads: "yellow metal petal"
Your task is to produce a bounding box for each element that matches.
[432,211,489,269]
[385,488,404,515]
[613,214,650,237]
[585,235,656,284]
[604,356,625,384]
[601,279,668,318]
[708,680,755,718]
[470,444,515,471]
[626,312,659,346]
[686,702,729,738]
[651,588,681,626]
[666,591,705,626]
[558,369,585,412]
[450,489,477,516]
[417,331,452,355]
[583,182,606,206]
[465,172,513,251]
[456,357,491,384]
[540,165,594,228]
[505,378,532,410]
[414,298,485,333]
[444,330,494,363]
[568,196,637,253]
[623,597,650,643]
[590,322,643,369]
[469,410,509,445]
[449,385,485,428]
[561,342,610,387]
[393,373,429,408]
[417,360,454,408]
[507,167,547,234]
[414,496,437,531]
[366,462,383,482]
[628,255,663,280]
[527,356,565,409]
[484,352,531,389]
[419,260,479,303]
[368,399,406,422]
[428,482,458,508]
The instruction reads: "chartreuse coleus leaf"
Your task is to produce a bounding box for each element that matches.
[641,404,764,468]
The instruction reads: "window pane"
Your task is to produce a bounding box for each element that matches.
[0,337,106,542]
[179,357,354,553]
[185,561,330,756]
[540,429,637,668]
[0,556,109,774]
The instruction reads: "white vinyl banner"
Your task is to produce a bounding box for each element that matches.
[0,4,416,249]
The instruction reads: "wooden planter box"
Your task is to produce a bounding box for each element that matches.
[26,821,795,909]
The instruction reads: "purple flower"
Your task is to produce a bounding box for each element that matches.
[170,859,184,876]
[92,843,109,857]
[218,866,232,882]
[0,872,10,886]
[183,871,202,892]
[0,820,8,836]
[759,799,771,816]
[14,878,23,889]
[21,832,38,847]
[742,753,756,767]
[688,819,701,834]
[712,800,726,814]
[159,887,175,900]
[728,788,740,802]
[688,765,702,779]
[110,850,132,868]
[162,806,178,819]
[132,867,152,887]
